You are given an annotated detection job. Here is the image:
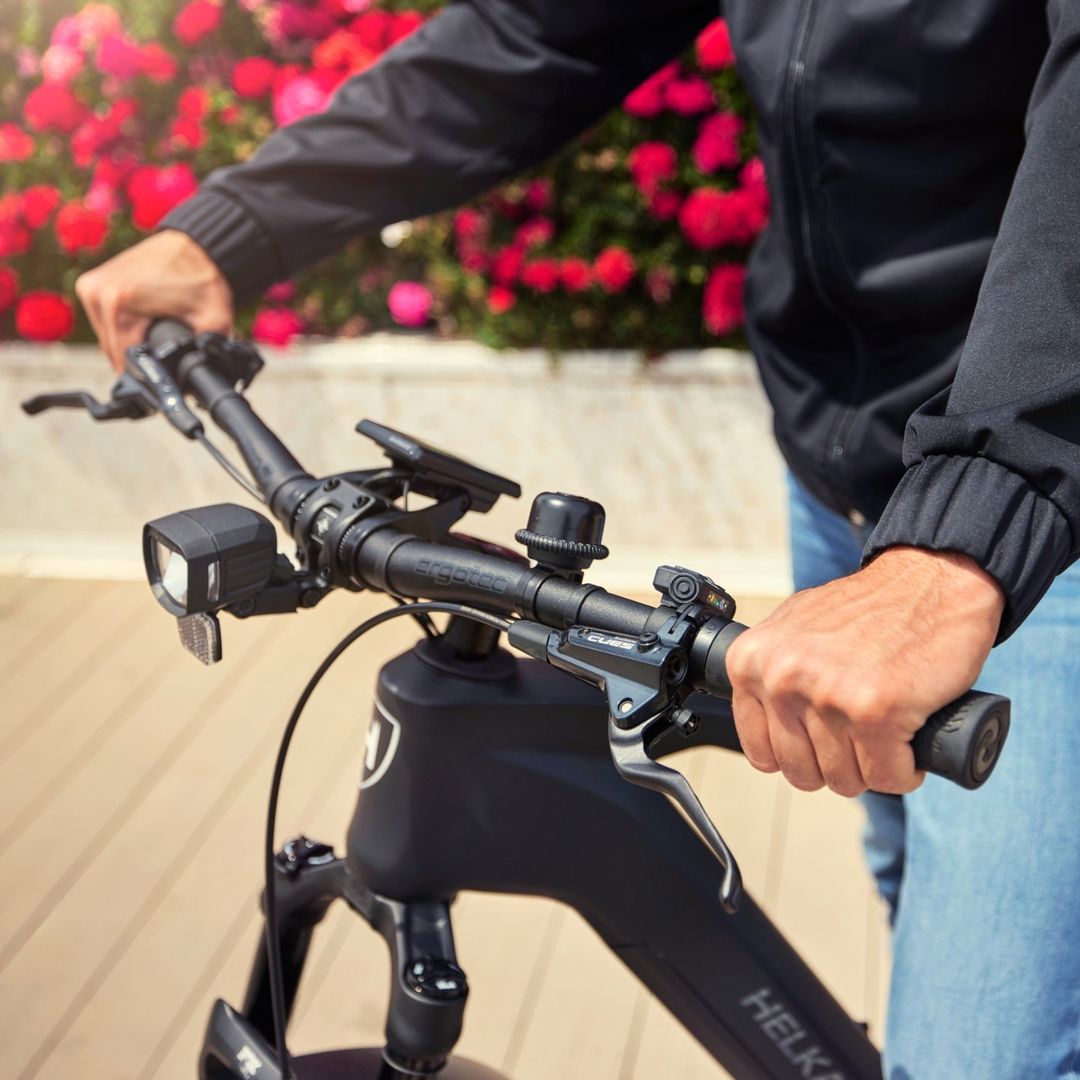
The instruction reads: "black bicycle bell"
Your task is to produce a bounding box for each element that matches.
[516,492,609,575]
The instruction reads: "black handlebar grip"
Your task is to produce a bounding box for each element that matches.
[911,691,1010,790]
[147,318,195,352]
[701,621,1011,790]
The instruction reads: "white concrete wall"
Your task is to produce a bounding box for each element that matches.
[0,336,792,597]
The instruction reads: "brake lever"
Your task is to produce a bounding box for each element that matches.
[609,713,742,913]
[508,616,744,913]
[21,373,158,421]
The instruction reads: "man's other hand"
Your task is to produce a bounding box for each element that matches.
[725,546,1005,796]
[75,230,233,372]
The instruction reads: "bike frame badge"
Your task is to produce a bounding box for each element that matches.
[360,698,402,790]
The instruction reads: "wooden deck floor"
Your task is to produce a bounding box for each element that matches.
[0,578,889,1079]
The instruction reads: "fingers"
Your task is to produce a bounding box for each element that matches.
[731,685,779,774]
[804,711,866,797]
[852,735,924,796]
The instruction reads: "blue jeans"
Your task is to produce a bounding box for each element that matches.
[789,475,1080,1079]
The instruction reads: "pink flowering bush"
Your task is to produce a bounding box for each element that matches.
[0,1,764,351]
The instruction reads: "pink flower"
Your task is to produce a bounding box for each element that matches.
[97,33,142,79]
[0,266,17,313]
[140,44,178,83]
[665,77,715,117]
[692,112,744,173]
[252,307,305,346]
[678,188,765,249]
[627,141,678,197]
[268,1,335,44]
[624,62,679,119]
[387,281,433,327]
[178,87,210,120]
[491,245,524,287]
[50,15,82,49]
[560,257,593,293]
[273,74,332,126]
[232,57,278,98]
[0,124,34,163]
[487,286,516,315]
[593,247,636,294]
[703,264,746,336]
[454,208,487,246]
[740,156,768,196]
[24,84,87,134]
[85,181,121,216]
[171,117,205,151]
[697,19,735,71]
[265,281,297,304]
[16,291,75,342]
[648,190,683,221]
[55,200,110,255]
[520,258,560,293]
[21,185,61,229]
[645,266,676,304]
[127,163,198,230]
[523,178,552,212]
[515,217,555,249]
[41,44,85,84]
[173,0,221,47]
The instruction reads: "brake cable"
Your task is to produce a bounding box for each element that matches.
[264,600,513,1078]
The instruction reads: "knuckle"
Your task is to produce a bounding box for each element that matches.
[763,648,802,695]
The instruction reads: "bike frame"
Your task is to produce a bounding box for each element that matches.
[203,628,881,1080]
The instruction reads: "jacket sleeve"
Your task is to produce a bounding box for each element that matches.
[161,0,714,304]
[864,0,1080,640]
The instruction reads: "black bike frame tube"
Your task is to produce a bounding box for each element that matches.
[346,645,881,1079]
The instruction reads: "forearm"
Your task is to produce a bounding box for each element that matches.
[865,0,1080,639]
[163,0,714,304]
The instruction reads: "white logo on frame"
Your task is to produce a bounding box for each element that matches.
[360,698,402,790]
[235,1045,262,1078]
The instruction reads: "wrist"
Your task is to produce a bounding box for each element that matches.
[869,545,1005,626]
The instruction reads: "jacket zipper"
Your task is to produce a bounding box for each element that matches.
[782,0,868,516]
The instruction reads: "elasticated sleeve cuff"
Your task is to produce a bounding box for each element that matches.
[160,188,284,307]
[862,454,1072,642]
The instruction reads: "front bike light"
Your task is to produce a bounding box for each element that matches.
[143,503,277,617]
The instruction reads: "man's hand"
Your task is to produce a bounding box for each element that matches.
[726,546,1005,796]
[75,230,234,372]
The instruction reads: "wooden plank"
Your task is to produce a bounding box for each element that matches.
[0,576,36,627]
[0,579,100,687]
[0,584,171,840]
[455,896,565,1073]
[35,652,373,1079]
[0,593,379,1077]
[0,609,275,970]
[508,905,638,1080]
[769,789,875,1028]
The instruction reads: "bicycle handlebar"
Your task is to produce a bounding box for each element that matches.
[144,320,1011,790]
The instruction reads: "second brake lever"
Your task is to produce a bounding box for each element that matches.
[22,372,158,422]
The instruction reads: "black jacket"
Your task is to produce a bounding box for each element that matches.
[164,0,1080,640]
